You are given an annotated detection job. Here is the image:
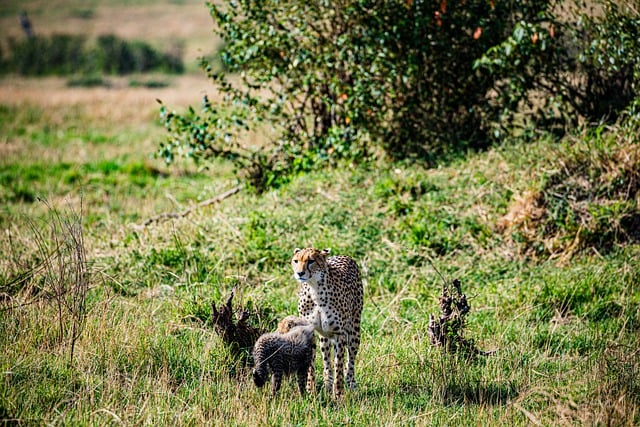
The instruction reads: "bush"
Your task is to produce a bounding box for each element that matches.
[8,34,87,76]
[477,0,640,136]
[572,1,640,121]
[2,33,184,76]
[94,35,183,75]
[158,0,640,192]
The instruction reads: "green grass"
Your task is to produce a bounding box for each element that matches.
[1,41,639,427]
[2,117,638,425]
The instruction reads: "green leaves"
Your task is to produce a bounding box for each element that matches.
[476,0,640,138]
[159,0,640,192]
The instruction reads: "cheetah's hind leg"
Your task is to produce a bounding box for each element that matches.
[345,327,360,390]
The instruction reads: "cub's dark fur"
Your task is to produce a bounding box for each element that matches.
[252,321,315,395]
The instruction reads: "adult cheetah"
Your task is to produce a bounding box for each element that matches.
[291,247,363,398]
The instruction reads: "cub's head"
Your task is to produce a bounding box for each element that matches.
[291,248,330,283]
[277,315,312,334]
[252,367,267,388]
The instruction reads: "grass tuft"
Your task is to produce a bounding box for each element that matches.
[498,128,640,259]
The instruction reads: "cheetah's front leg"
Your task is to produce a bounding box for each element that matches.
[305,363,316,393]
[319,336,333,393]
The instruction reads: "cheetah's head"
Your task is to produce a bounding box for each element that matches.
[291,247,330,283]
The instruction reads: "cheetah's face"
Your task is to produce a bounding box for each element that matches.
[291,248,330,283]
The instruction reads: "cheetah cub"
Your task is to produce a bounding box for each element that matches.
[291,247,363,398]
[252,318,315,396]
[277,315,318,393]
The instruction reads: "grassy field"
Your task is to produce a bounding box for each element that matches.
[1,1,639,426]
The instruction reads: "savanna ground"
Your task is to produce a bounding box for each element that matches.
[1,1,639,425]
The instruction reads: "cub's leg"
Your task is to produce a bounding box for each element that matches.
[271,370,284,395]
[297,368,309,396]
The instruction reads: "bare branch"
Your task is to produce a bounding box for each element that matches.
[141,185,242,226]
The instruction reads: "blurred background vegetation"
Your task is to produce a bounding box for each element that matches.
[0,33,184,77]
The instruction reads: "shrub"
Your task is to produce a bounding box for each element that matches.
[94,35,183,75]
[8,34,87,76]
[159,0,640,192]
[476,0,640,136]
[158,0,550,190]
[572,1,640,121]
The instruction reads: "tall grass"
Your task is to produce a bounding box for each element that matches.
[1,73,639,425]
[3,198,89,364]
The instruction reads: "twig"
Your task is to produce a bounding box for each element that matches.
[141,185,242,226]
[423,252,448,288]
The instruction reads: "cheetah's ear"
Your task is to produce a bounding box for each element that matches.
[294,248,302,254]
[321,248,331,256]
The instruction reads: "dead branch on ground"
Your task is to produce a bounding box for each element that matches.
[141,185,242,226]
[427,278,496,357]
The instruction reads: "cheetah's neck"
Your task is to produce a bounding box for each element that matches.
[303,272,340,337]
[303,271,327,302]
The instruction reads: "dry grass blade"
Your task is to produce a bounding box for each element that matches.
[15,197,91,366]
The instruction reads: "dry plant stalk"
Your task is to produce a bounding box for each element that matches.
[427,278,494,357]
[211,289,264,363]
[29,198,90,366]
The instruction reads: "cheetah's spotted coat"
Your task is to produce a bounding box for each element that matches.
[291,247,363,397]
